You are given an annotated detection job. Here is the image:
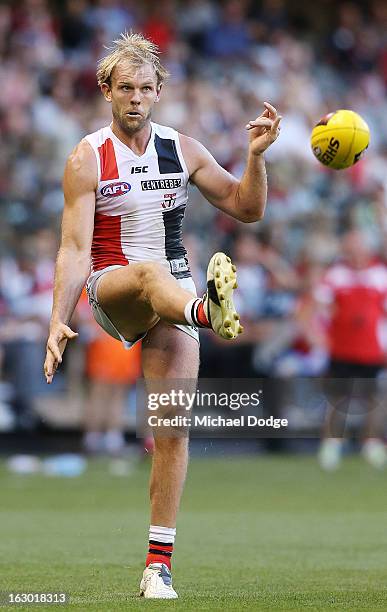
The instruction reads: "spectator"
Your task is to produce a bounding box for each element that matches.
[315,229,387,469]
[204,0,251,58]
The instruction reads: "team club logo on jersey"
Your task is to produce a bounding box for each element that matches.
[162,193,177,208]
[101,182,131,197]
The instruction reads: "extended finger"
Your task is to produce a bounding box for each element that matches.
[44,354,56,383]
[45,369,54,384]
[47,339,62,364]
[245,118,273,130]
[44,349,57,372]
[264,101,278,116]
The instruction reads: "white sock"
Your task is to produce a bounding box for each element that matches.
[149,525,176,544]
[184,297,201,327]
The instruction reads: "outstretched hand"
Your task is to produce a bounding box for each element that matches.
[245,102,282,156]
[44,323,78,384]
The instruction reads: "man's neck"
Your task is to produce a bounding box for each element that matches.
[111,120,152,156]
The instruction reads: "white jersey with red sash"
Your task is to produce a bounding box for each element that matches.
[85,122,191,279]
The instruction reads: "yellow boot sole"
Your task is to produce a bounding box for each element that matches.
[206,252,243,340]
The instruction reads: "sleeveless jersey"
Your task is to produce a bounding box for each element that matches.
[85,122,191,278]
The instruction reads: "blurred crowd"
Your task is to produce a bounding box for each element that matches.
[1,0,387,433]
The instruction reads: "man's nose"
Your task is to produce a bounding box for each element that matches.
[131,89,141,104]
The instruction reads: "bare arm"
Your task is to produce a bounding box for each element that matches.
[180,102,281,223]
[44,139,97,383]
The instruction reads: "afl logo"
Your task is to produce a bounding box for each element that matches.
[101,182,131,197]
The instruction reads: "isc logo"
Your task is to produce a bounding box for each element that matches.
[131,166,149,174]
[101,182,131,197]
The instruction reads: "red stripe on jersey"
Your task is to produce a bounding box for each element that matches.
[98,138,119,181]
[91,213,128,271]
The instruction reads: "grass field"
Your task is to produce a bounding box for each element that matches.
[1,452,387,611]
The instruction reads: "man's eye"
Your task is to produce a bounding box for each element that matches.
[143,87,151,91]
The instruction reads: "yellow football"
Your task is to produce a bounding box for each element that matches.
[311,109,370,170]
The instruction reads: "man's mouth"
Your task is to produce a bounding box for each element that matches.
[127,111,142,117]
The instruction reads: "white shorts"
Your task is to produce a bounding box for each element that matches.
[85,264,199,349]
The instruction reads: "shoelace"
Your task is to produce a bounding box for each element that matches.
[151,564,172,587]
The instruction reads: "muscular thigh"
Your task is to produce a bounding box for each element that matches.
[97,264,158,340]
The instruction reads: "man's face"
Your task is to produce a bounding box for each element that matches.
[102,61,161,135]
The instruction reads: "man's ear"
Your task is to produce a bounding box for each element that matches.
[155,83,162,102]
[101,83,112,103]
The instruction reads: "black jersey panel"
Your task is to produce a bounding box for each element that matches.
[162,204,190,278]
[155,134,184,174]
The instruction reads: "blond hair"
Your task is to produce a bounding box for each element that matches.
[96,32,169,88]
